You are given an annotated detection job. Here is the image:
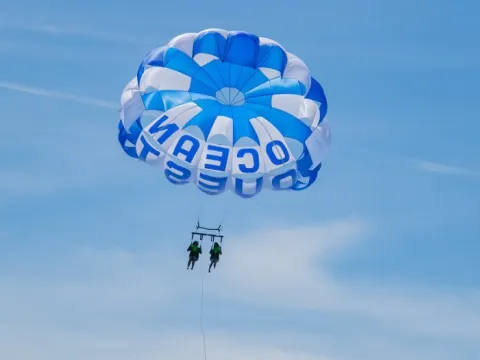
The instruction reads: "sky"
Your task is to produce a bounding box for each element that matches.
[0,0,479,359]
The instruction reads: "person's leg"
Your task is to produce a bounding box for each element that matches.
[209,256,217,271]
[188,254,195,269]
[192,254,199,269]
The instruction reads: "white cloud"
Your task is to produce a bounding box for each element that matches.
[413,159,479,176]
[0,219,479,359]
[213,219,368,306]
[0,242,331,360]
[0,327,331,360]
[211,220,480,341]
[0,81,117,109]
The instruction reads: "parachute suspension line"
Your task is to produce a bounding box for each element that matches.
[218,194,233,229]
[200,274,208,360]
[196,189,209,224]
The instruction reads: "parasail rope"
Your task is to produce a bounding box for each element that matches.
[200,274,207,360]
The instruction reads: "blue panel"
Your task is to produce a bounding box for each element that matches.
[244,94,272,107]
[137,46,166,83]
[201,60,226,90]
[306,77,328,122]
[189,78,217,97]
[295,148,313,177]
[245,77,305,98]
[230,107,260,144]
[230,66,256,93]
[141,90,211,112]
[226,63,245,89]
[194,98,221,110]
[118,119,142,159]
[256,44,288,74]
[238,70,269,94]
[193,31,227,59]
[183,103,221,139]
[291,164,321,191]
[163,48,218,91]
[224,32,260,67]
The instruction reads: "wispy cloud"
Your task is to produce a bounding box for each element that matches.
[0,22,146,45]
[413,159,479,176]
[0,81,117,109]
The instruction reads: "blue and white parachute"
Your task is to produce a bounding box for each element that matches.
[118,29,331,198]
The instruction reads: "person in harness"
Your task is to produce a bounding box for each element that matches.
[187,240,202,270]
[208,242,222,273]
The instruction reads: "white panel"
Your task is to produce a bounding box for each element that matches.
[197,142,233,173]
[139,67,192,93]
[231,145,265,178]
[120,91,145,130]
[271,94,304,118]
[250,116,294,174]
[143,104,202,152]
[165,131,205,168]
[120,77,139,106]
[259,37,287,52]
[198,28,229,39]
[305,120,331,169]
[207,115,233,146]
[300,99,320,128]
[233,178,262,196]
[284,52,311,93]
[134,134,165,165]
[167,32,196,57]
[259,67,281,80]
[194,53,218,66]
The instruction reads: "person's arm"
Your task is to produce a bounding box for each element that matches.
[187,245,192,251]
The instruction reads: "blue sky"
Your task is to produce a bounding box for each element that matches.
[0,0,479,359]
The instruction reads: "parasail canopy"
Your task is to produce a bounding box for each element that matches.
[118,28,331,198]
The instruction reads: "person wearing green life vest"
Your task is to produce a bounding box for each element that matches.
[187,240,202,270]
[208,242,222,273]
